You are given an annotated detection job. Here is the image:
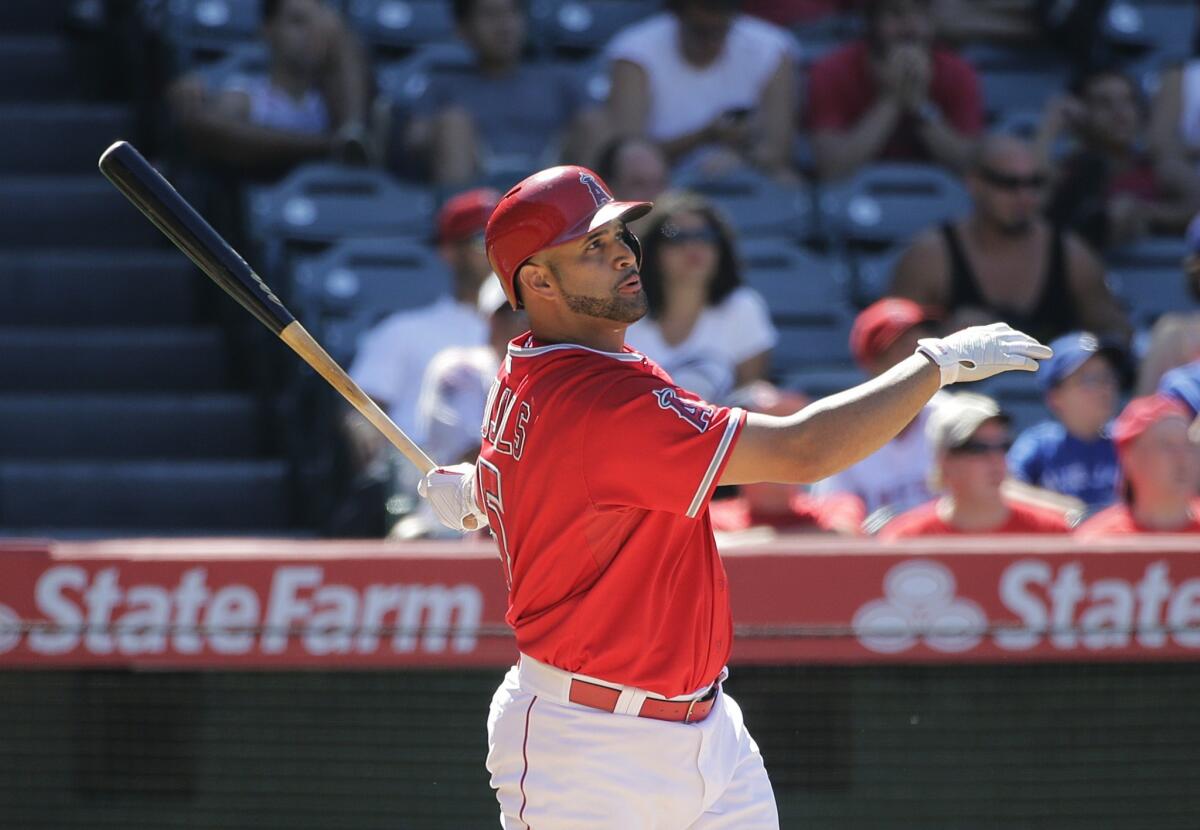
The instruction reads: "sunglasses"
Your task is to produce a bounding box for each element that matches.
[950,439,1013,455]
[978,168,1047,191]
[660,225,719,245]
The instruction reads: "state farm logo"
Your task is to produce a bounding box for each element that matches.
[853,559,986,654]
[0,603,21,654]
[18,565,483,658]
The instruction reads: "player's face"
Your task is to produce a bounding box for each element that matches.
[544,220,647,324]
[941,419,1010,500]
[656,211,720,298]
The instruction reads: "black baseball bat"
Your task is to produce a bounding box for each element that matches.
[98,140,436,474]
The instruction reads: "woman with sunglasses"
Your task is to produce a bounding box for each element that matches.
[624,191,778,403]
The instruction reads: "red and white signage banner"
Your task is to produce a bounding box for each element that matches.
[1,536,1199,669]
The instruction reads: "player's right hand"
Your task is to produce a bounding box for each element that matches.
[916,323,1053,387]
[417,463,489,533]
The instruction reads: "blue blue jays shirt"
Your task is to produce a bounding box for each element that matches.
[1008,421,1120,512]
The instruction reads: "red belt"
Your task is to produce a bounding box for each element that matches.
[567,678,717,723]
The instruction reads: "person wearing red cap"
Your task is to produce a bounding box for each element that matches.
[415,164,1051,828]
[343,188,500,479]
[1075,395,1200,538]
[811,297,945,517]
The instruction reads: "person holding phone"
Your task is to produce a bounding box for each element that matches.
[606,0,798,177]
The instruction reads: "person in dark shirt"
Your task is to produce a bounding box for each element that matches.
[1008,331,1122,513]
[891,133,1130,345]
[804,0,983,180]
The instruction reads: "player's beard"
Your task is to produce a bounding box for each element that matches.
[554,264,648,324]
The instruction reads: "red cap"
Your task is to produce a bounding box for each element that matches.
[437,187,501,244]
[1112,395,1191,457]
[850,298,935,369]
[486,165,652,309]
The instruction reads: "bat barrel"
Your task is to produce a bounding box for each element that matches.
[98,140,295,335]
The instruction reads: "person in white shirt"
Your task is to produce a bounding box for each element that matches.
[606,0,798,177]
[625,190,777,403]
[394,277,528,539]
[811,297,945,517]
[343,187,499,472]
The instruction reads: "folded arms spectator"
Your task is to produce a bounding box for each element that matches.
[169,0,370,175]
[805,0,983,181]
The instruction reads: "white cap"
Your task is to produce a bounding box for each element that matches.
[477,274,509,317]
[925,392,1009,452]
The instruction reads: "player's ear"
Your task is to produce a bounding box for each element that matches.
[518,261,557,304]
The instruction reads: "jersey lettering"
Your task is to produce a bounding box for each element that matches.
[476,459,514,588]
[653,387,713,433]
[483,381,531,460]
[579,171,610,208]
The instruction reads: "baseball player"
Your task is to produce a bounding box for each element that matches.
[418,166,1052,828]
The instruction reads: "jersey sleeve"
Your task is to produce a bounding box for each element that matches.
[582,373,746,517]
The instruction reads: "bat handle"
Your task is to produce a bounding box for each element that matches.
[279,322,436,475]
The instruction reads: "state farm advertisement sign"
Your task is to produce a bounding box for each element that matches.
[0,542,515,668]
[1,538,1199,668]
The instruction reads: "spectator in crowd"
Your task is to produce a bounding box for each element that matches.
[1007,331,1122,513]
[805,0,983,181]
[880,391,1072,538]
[1149,55,1200,182]
[1075,395,1200,537]
[624,190,777,403]
[168,0,370,175]
[606,0,798,178]
[811,298,947,517]
[343,187,499,469]
[1042,67,1200,250]
[710,383,866,536]
[891,133,1130,346]
[404,0,603,184]
[594,136,671,205]
[1134,213,1200,395]
[394,278,528,539]
[1158,359,1200,418]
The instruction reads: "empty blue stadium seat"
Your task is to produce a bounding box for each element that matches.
[738,239,850,320]
[0,103,131,174]
[820,163,970,249]
[292,237,449,361]
[961,44,1070,125]
[1105,0,1198,60]
[771,309,855,375]
[531,0,663,57]
[0,35,81,101]
[781,366,868,400]
[674,167,813,239]
[0,178,167,248]
[344,0,458,57]
[849,246,905,307]
[1107,237,1197,326]
[158,0,266,68]
[248,164,435,245]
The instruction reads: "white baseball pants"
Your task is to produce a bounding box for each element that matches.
[485,658,779,829]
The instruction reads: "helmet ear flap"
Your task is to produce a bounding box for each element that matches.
[623,228,643,269]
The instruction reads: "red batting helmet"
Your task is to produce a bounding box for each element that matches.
[485,165,653,309]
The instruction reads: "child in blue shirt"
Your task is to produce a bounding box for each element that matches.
[1008,331,1123,512]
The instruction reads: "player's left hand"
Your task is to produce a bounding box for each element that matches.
[917,323,1053,387]
[417,463,489,533]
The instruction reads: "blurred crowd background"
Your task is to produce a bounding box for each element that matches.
[5,0,1200,541]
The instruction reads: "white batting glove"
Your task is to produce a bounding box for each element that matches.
[417,463,489,533]
[916,323,1053,387]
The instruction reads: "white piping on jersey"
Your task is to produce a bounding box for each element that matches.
[686,408,743,519]
[508,340,644,362]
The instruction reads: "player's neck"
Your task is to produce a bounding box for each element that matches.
[529,318,627,354]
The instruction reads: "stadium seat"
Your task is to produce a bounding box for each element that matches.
[0,327,228,392]
[848,245,905,307]
[960,44,1070,126]
[0,394,260,460]
[1104,0,1198,60]
[0,103,131,174]
[738,239,850,320]
[343,0,458,58]
[819,163,971,251]
[0,250,200,326]
[530,0,663,58]
[0,177,166,249]
[292,237,449,362]
[159,0,267,68]
[770,308,855,376]
[674,166,813,239]
[0,459,291,531]
[0,35,82,101]
[781,366,868,400]
[1107,237,1198,326]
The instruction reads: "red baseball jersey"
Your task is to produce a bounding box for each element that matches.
[476,335,746,698]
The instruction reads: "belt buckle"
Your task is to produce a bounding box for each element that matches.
[684,698,698,723]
